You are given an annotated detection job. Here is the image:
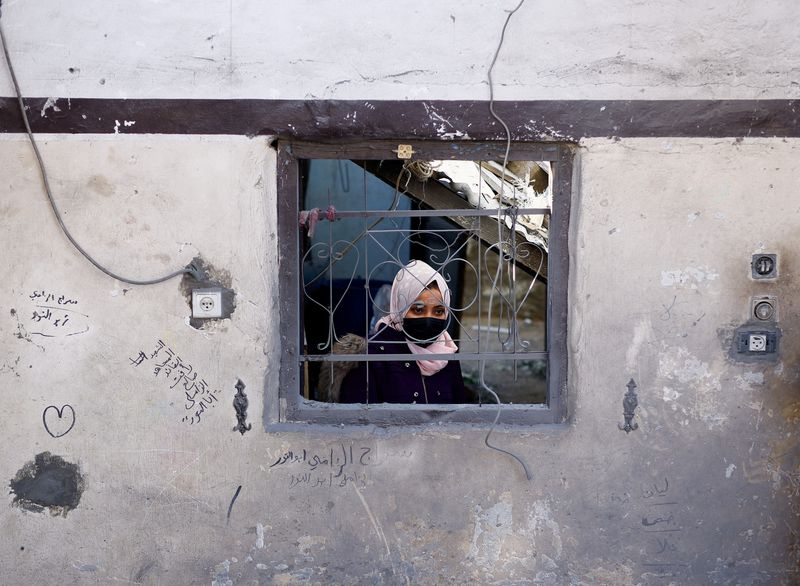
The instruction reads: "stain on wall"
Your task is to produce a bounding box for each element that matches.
[9,452,84,516]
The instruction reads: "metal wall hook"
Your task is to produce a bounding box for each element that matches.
[618,378,639,433]
[233,379,252,435]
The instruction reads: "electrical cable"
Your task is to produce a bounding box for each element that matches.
[480,0,534,482]
[0,16,200,285]
[487,0,526,178]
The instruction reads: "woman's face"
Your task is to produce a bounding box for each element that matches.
[405,285,447,320]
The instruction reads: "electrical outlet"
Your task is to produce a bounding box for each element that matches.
[752,253,778,279]
[751,295,777,321]
[748,334,767,352]
[192,289,222,318]
[735,329,778,356]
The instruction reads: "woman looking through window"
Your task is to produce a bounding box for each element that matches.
[335,260,466,403]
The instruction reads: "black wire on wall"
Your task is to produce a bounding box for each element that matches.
[0,8,200,285]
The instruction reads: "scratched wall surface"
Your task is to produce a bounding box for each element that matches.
[0,0,798,101]
[1,133,798,584]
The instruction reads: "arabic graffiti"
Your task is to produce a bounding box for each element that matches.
[269,444,373,489]
[26,289,89,338]
[641,514,674,527]
[32,308,72,327]
[129,339,223,426]
[641,477,670,499]
[638,476,689,576]
[29,290,78,305]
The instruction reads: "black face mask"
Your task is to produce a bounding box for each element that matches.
[402,317,449,347]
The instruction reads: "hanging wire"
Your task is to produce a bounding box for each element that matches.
[480,0,534,482]
[0,15,200,285]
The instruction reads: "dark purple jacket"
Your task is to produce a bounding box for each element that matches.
[339,326,466,404]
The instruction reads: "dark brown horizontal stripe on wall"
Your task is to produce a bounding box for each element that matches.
[0,98,798,139]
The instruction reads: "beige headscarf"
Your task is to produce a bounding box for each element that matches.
[376,260,458,376]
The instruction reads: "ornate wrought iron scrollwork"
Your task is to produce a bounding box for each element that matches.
[618,378,639,433]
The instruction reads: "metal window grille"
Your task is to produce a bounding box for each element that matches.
[277,141,572,426]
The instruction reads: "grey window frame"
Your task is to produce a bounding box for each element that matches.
[277,139,572,425]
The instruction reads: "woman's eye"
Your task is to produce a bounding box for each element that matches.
[435,308,446,316]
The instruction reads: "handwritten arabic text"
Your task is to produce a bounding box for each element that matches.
[129,339,223,426]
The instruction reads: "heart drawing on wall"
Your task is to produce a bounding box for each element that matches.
[42,405,76,438]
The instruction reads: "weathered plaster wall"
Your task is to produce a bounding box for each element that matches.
[0,0,798,100]
[1,0,799,584]
[1,134,798,584]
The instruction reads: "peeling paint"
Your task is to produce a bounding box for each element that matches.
[626,318,654,371]
[530,499,563,560]
[735,371,765,391]
[297,535,326,556]
[440,130,470,140]
[211,559,232,586]
[40,97,61,118]
[467,496,513,566]
[583,563,635,585]
[661,266,719,288]
[255,523,265,549]
[466,495,562,579]
[657,346,726,428]
[659,346,712,383]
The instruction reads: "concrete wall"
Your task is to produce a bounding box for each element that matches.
[0,0,798,101]
[1,1,799,584]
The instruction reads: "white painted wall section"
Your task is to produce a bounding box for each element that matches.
[0,0,798,100]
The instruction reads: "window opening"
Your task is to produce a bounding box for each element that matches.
[299,155,551,406]
[277,141,570,426]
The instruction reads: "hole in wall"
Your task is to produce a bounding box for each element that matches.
[9,452,84,517]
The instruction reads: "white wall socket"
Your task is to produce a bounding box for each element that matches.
[192,289,223,318]
[748,334,767,352]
